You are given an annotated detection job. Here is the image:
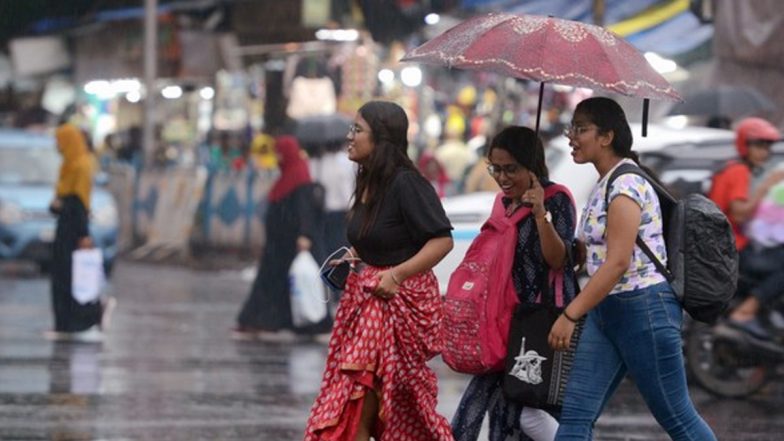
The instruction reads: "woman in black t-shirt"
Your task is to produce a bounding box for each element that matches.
[304,101,456,441]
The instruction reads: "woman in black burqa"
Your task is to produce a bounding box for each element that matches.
[48,123,110,339]
[234,135,330,340]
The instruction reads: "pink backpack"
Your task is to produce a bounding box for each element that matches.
[442,184,571,374]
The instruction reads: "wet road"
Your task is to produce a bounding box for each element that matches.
[1,260,782,440]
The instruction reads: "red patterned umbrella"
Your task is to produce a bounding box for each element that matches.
[402,13,682,135]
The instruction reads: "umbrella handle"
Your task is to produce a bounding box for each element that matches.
[535,82,545,136]
[642,98,649,137]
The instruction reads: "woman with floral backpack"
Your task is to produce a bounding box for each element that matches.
[548,97,716,441]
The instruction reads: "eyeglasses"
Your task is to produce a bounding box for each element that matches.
[563,124,596,138]
[348,123,365,135]
[487,163,522,177]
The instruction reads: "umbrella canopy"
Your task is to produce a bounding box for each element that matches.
[294,114,352,155]
[402,12,682,135]
[667,85,776,119]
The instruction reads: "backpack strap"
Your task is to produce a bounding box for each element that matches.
[604,163,674,282]
[491,184,575,308]
[712,159,742,178]
[522,183,573,308]
[708,159,747,197]
[542,183,574,308]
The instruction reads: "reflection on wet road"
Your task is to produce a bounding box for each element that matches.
[1,261,782,440]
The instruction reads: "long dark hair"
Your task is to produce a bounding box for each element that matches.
[575,96,663,182]
[350,101,417,235]
[574,97,636,162]
[488,126,549,180]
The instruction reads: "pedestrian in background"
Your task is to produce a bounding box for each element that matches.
[463,147,500,193]
[451,126,578,441]
[46,123,110,341]
[709,117,784,251]
[548,97,716,440]
[708,117,784,337]
[304,101,455,441]
[309,139,355,257]
[233,136,330,341]
[418,151,452,197]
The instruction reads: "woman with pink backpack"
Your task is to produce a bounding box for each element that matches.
[450,126,579,441]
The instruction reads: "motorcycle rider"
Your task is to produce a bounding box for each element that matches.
[709,117,784,340]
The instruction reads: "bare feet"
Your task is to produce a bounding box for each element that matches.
[101,297,117,331]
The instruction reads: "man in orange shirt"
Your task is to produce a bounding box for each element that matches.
[709,117,784,250]
[709,117,784,338]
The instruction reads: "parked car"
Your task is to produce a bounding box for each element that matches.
[0,129,118,273]
[640,139,784,197]
[434,123,742,292]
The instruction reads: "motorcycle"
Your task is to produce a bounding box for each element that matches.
[684,272,784,398]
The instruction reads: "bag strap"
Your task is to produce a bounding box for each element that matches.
[544,183,574,308]
[604,163,674,282]
[488,183,576,308]
[506,183,574,308]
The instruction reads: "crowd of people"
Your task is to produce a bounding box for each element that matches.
[47,92,782,440]
[224,95,784,441]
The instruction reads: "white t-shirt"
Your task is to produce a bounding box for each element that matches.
[310,151,356,212]
[579,160,668,294]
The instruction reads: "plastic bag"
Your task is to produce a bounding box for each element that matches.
[72,248,105,305]
[289,251,328,327]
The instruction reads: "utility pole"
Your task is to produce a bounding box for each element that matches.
[143,0,157,167]
[593,0,605,27]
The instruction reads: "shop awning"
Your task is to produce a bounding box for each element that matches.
[459,0,712,58]
[622,11,713,57]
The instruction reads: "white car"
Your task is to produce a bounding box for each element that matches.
[434,123,735,292]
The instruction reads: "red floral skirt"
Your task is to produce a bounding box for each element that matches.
[303,266,455,441]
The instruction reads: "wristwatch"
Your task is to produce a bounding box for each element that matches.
[536,210,552,224]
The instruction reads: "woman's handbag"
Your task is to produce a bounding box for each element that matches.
[501,273,583,410]
[319,247,358,291]
[322,260,350,291]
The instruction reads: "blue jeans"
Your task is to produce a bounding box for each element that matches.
[554,282,716,441]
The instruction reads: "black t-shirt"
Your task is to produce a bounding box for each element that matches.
[347,169,453,266]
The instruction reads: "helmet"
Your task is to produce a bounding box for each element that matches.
[735,117,781,157]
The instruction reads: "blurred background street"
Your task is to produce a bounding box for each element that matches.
[1,1,784,440]
[0,260,782,440]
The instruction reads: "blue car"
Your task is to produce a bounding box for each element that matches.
[0,129,118,273]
